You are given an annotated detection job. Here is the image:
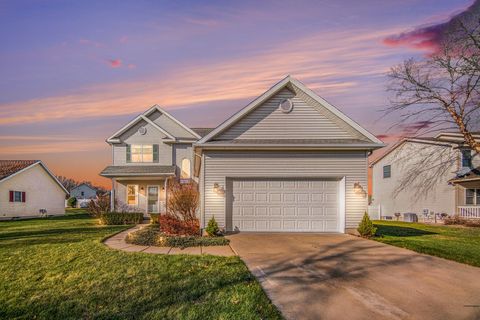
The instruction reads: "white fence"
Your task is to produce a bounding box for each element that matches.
[458,206,480,219]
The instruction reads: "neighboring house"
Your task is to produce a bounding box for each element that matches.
[0,160,69,219]
[70,183,97,208]
[370,132,480,219]
[101,76,384,232]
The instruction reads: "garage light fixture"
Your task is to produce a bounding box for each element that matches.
[353,182,364,195]
[213,183,225,195]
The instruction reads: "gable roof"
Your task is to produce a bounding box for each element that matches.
[71,183,97,191]
[369,133,479,167]
[197,76,384,147]
[191,128,215,138]
[106,105,200,144]
[0,160,69,194]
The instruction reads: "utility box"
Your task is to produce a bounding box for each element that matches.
[403,213,418,223]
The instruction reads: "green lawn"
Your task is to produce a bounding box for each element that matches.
[374,221,480,267]
[0,210,281,319]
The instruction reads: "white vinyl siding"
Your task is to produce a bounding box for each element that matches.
[217,88,355,140]
[202,151,367,230]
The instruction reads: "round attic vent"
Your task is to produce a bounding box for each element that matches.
[138,126,147,135]
[279,98,293,113]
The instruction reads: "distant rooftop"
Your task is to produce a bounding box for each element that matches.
[0,160,39,181]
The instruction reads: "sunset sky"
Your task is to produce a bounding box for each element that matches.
[0,0,476,188]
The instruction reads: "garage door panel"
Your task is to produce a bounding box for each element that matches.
[231,178,339,232]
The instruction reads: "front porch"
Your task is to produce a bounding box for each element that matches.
[100,165,176,217]
[113,178,168,217]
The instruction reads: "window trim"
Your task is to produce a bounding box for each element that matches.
[466,188,480,206]
[9,190,25,203]
[126,185,139,206]
[130,144,154,163]
[461,149,472,168]
[383,165,391,178]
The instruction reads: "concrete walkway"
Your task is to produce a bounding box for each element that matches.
[228,233,480,320]
[103,224,236,256]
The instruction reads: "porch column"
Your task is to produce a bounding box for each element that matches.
[110,178,115,211]
[164,178,168,213]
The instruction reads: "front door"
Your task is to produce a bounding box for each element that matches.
[147,186,159,213]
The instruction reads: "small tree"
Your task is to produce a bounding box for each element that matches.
[357,212,377,238]
[87,194,111,218]
[205,217,220,236]
[67,197,77,208]
[167,181,199,222]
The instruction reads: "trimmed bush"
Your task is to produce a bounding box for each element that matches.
[444,214,480,227]
[357,212,377,238]
[205,216,220,236]
[126,226,229,248]
[100,212,143,225]
[158,214,199,236]
[67,197,77,208]
[150,213,160,224]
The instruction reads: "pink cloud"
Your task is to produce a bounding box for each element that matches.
[382,1,479,53]
[383,24,445,53]
[108,59,122,68]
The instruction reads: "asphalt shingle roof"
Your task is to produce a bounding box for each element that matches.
[206,138,372,145]
[100,165,176,177]
[0,160,39,181]
[191,128,215,137]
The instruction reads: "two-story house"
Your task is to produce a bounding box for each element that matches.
[100,105,211,215]
[370,132,480,219]
[101,76,385,233]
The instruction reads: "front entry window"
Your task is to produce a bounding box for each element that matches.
[148,186,159,213]
[127,185,138,205]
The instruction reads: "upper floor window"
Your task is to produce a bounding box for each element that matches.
[181,158,191,180]
[127,144,158,163]
[461,149,472,168]
[466,189,480,206]
[383,165,391,178]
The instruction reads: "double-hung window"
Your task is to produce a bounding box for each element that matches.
[131,144,153,163]
[466,189,480,206]
[461,149,472,168]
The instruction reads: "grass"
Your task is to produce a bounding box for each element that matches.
[374,220,480,267]
[126,225,230,248]
[0,209,281,319]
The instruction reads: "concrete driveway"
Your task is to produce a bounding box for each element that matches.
[227,233,480,320]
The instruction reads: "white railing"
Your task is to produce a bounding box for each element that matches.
[458,206,480,219]
[367,205,381,220]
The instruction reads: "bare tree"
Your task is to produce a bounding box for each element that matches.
[387,19,480,151]
[384,17,480,198]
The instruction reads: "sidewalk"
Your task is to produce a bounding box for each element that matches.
[103,224,236,256]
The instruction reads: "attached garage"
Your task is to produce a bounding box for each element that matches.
[229,178,342,232]
[194,76,384,233]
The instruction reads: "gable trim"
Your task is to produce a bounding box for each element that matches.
[369,138,452,167]
[0,161,69,194]
[197,76,384,145]
[144,105,201,139]
[106,112,176,143]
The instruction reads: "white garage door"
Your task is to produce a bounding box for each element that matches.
[231,178,339,232]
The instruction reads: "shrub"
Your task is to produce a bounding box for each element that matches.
[444,214,467,225]
[126,225,230,248]
[150,213,160,224]
[87,194,111,218]
[100,212,143,225]
[357,212,377,238]
[205,216,220,236]
[67,197,77,208]
[167,181,199,222]
[444,214,480,227]
[158,214,199,236]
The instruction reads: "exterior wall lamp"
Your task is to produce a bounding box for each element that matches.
[213,183,225,195]
[353,182,365,195]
